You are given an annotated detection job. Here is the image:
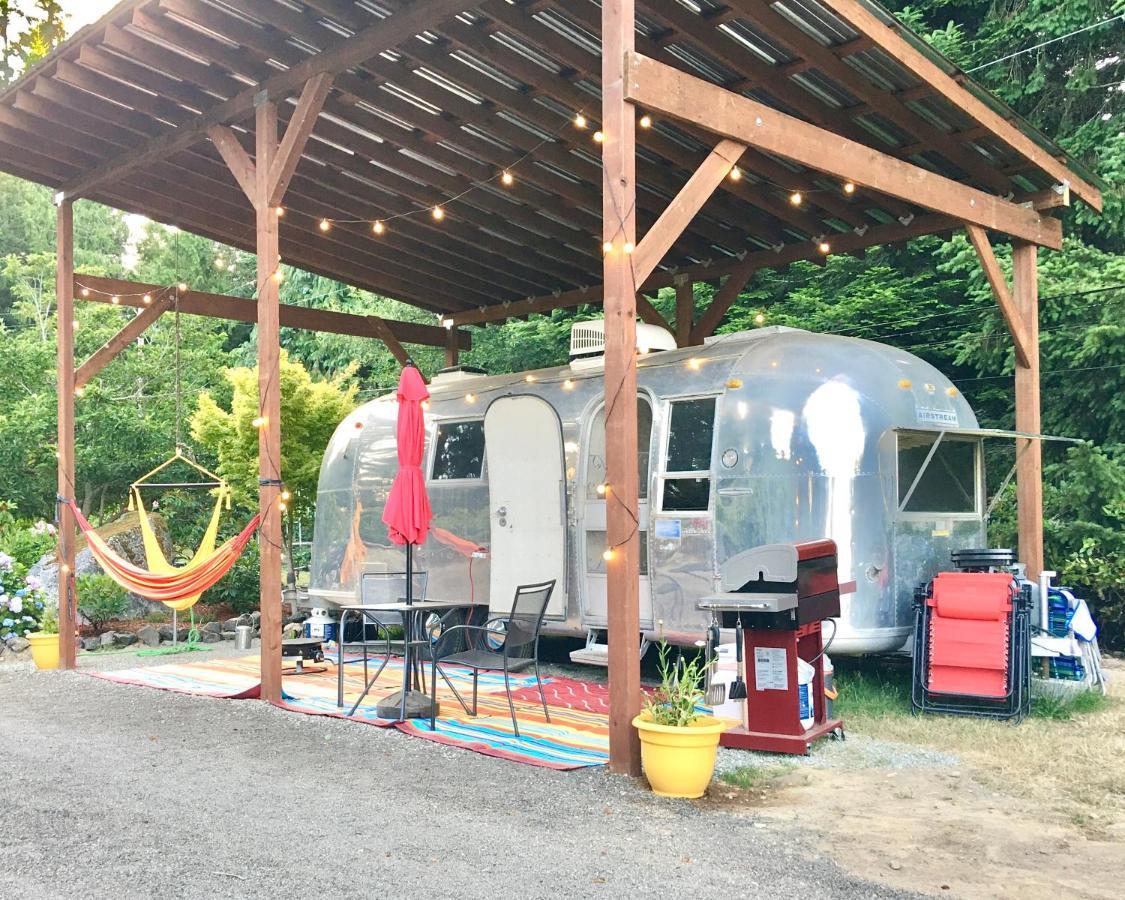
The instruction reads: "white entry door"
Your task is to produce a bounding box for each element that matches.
[484,396,567,617]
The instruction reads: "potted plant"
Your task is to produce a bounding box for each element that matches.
[27,604,60,670]
[632,642,735,798]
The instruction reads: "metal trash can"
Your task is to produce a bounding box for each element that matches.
[235,624,253,651]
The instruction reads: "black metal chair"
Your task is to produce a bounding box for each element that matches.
[428,579,555,738]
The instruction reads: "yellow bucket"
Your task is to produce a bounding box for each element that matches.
[632,712,737,798]
[27,632,60,670]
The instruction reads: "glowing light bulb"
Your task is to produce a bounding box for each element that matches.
[754,312,765,325]
[602,240,614,254]
[177,283,188,293]
[789,191,803,206]
[501,170,513,186]
[596,483,608,496]
[574,113,587,129]
[252,416,267,428]
[730,165,742,181]
[464,392,475,404]
[525,374,536,383]
[593,130,605,143]
[278,501,287,513]
[818,241,830,254]
[623,241,634,254]
[602,548,614,562]
[215,257,225,269]
[273,269,284,282]
[843,182,856,195]
[111,295,120,305]
[373,220,385,235]
[319,218,331,232]
[432,205,445,221]
[687,357,702,371]
[639,114,652,128]
[563,379,574,391]
[80,287,90,297]
[276,206,285,217]
[281,489,291,501]
[142,294,151,304]
[75,385,85,396]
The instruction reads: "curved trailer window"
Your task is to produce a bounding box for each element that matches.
[431,420,485,480]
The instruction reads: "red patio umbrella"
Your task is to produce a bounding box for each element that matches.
[381,363,432,604]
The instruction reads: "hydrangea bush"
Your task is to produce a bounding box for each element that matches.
[1,552,49,642]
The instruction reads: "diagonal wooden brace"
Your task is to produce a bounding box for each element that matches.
[75,289,177,388]
[965,224,1032,368]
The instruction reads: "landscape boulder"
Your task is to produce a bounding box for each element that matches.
[7,637,29,654]
[136,625,161,647]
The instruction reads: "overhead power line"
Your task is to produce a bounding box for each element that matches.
[967,14,1125,72]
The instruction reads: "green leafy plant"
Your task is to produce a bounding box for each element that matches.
[38,604,58,635]
[642,641,708,727]
[204,540,261,615]
[76,573,128,631]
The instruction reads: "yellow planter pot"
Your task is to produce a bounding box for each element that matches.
[632,712,736,798]
[27,632,60,670]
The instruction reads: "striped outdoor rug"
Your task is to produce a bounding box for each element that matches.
[93,653,609,770]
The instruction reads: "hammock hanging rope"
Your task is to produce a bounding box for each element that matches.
[69,500,259,604]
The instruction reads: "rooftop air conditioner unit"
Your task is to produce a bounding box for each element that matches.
[569,319,677,361]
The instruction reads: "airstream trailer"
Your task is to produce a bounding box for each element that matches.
[308,324,986,657]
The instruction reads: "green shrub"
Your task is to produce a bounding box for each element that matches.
[76,574,128,631]
[205,540,261,615]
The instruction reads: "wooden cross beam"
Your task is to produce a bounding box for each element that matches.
[73,276,468,354]
[965,225,1032,367]
[75,288,178,388]
[624,52,1063,249]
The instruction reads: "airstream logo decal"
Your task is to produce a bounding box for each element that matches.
[916,407,959,427]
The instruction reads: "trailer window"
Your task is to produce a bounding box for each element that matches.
[431,420,485,480]
[898,435,977,513]
[586,399,652,500]
[662,398,716,511]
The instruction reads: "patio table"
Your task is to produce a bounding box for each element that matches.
[336,599,473,722]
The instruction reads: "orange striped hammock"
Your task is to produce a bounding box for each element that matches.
[68,501,260,604]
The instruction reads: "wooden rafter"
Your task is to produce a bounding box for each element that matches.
[818,0,1102,211]
[624,52,1062,249]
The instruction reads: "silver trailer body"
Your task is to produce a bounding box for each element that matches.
[309,327,985,655]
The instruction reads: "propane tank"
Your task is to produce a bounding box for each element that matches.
[304,608,338,643]
[796,657,816,731]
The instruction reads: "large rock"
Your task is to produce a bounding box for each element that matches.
[115,632,137,648]
[82,636,102,652]
[8,637,29,654]
[200,621,222,636]
[136,625,161,647]
[27,511,174,621]
[99,631,117,648]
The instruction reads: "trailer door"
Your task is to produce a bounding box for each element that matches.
[484,396,567,616]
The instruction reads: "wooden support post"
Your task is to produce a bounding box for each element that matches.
[674,275,695,347]
[444,326,460,368]
[1012,242,1043,581]
[692,257,758,343]
[255,98,283,705]
[55,199,77,670]
[603,0,642,777]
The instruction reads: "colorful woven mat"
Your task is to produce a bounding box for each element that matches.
[93,653,609,770]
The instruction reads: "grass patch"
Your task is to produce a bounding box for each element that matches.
[833,659,912,719]
[1031,689,1111,720]
[720,762,793,789]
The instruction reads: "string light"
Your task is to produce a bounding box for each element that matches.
[596,483,608,496]
[602,240,614,254]
[623,241,634,254]
[373,220,385,235]
[80,287,90,297]
[639,114,652,128]
[593,130,605,143]
[319,218,331,232]
[602,548,615,562]
[142,294,151,304]
[464,392,476,404]
[177,282,188,292]
[273,270,284,282]
[730,165,742,181]
[276,206,285,217]
[501,170,514,186]
[278,501,287,513]
[432,205,445,221]
[789,191,803,206]
[574,113,587,129]
[687,357,702,371]
[843,182,856,195]
[818,240,831,255]
[754,312,766,325]
[563,379,574,391]
[525,374,537,383]
[281,489,291,501]
[252,416,267,428]
[111,295,120,305]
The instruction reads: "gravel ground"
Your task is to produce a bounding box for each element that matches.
[0,650,922,900]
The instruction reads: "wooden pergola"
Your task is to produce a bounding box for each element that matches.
[0,0,1099,775]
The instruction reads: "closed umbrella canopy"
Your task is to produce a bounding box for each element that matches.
[382,364,432,547]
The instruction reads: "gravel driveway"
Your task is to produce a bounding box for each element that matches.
[0,651,917,899]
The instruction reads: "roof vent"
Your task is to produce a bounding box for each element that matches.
[569,319,677,360]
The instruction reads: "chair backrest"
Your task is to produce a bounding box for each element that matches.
[504,579,555,656]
